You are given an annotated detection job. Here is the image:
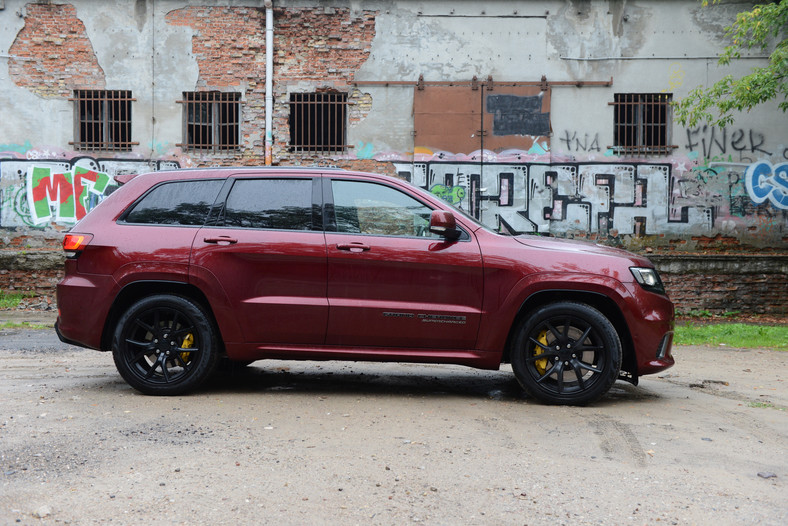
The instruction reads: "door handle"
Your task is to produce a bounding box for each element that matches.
[336,242,370,253]
[204,236,238,245]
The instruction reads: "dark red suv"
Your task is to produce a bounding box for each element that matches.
[56,167,674,404]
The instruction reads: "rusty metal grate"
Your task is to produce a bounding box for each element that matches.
[609,93,676,155]
[177,91,241,151]
[288,92,349,153]
[70,90,137,151]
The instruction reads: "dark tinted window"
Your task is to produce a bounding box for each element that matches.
[125,180,223,225]
[223,179,313,230]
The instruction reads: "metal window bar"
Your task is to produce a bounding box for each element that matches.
[288,92,349,153]
[177,92,241,151]
[69,90,137,151]
[609,93,675,155]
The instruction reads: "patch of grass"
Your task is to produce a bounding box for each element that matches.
[748,401,785,411]
[0,321,51,330]
[674,322,788,349]
[0,290,34,309]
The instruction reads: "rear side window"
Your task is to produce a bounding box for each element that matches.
[124,180,223,225]
[222,178,313,230]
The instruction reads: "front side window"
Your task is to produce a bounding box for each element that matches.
[124,180,223,225]
[611,93,674,155]
[222,179,313,231]
[179,91,241,151]
[289,92,348,153]
[331,180,437,238]
[72,90,135,151]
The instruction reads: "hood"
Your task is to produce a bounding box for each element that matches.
[513,234,654,267]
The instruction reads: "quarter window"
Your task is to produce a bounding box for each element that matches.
[71,90,135,151]
[331,180,437,238]
[124,180,223,225]
[223,179,314,231]
[610,93,674,155]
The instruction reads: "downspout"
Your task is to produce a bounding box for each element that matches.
[264,0,274,165]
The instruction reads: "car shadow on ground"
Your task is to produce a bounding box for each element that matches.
[194,361,664,406]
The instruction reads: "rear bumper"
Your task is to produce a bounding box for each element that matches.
[56,272,118,350]
[55,319,91,349]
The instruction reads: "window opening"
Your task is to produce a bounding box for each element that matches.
[610,93,674,155]
[178,91,241,151]
[71,90,136,151]
[289,92,348,153]
[331,180,437,238]
[223,179,313,231]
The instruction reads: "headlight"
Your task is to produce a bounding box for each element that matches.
[630,267,666,295]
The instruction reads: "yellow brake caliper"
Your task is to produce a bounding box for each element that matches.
[534,330,549,374]
[180,333,194,364]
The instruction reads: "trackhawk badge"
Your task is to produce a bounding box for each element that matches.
[383,312,467,324]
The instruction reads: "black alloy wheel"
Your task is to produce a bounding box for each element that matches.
[511,302,622,405]
[112,295,219,395]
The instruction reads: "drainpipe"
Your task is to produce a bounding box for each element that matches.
[264,0,274,165]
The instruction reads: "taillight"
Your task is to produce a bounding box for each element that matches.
[63,233,93,258]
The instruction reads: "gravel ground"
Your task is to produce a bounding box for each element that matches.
[0,320,786,525]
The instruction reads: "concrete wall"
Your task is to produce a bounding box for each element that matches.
[0,0,786,252]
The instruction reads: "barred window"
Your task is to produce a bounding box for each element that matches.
[178,91,241,151]
[71,90,136,151]
[288,92,348,153]
[610,93,675,155]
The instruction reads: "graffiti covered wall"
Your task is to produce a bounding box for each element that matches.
[0,154,179,228]
[392,155,787,248]
[1,1,786,251]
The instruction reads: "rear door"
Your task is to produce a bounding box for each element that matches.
[190,176,328,345]
[324,177,484,350]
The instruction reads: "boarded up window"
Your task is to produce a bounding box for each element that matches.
[413,85,551,155]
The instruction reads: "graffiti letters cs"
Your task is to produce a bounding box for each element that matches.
[745,161,788,210]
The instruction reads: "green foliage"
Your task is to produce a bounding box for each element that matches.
[0,290,30,309]
[673,1,788,127]
[0,321,50,330]
[748,401,783,410]
[675,322,788,348]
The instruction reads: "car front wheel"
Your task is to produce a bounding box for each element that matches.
[511,302,622,405]
[112,295,219,395]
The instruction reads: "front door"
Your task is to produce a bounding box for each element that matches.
[324,178,484,350]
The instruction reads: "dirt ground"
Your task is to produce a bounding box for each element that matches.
[0,318,786,525]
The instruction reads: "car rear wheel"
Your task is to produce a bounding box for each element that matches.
[112,295,219,395]
[511,302,622,405]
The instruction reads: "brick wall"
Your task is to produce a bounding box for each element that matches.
[166,5,377,166]
[651,255,788,316]
[8,3,105,98]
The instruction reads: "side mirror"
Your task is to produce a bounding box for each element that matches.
[429,210,461,240]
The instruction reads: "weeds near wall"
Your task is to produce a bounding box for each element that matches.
[0,290,35,309]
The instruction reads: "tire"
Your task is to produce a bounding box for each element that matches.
[510,302,622,405]
[112,295,219,395]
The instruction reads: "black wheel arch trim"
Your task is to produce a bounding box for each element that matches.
[503,288,638,379]
[100,280,222,352]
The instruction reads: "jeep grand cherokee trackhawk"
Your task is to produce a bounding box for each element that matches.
[56,167,674,405]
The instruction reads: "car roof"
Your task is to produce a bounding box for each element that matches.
[114,166,380,185]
